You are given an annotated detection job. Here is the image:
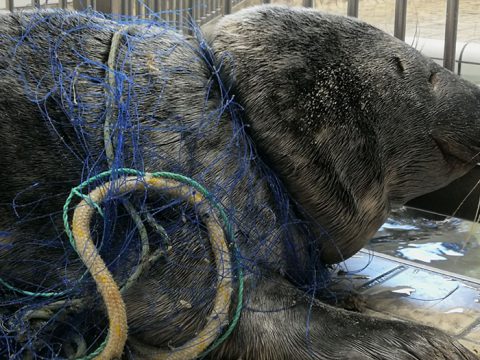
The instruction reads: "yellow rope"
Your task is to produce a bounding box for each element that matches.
[71,174,233,359]
[72,182,129,360]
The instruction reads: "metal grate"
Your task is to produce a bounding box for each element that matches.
[1,0,74,11]
[0,1,461,70]
[76,0,250,26]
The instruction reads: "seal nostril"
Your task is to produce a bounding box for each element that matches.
[392,56,405,74]
[429,71,438,85]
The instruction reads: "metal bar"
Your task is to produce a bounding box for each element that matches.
[121,0,127,15]
[136,0,144,18]
[60,0,68,9]
[263,0,271,3]
[7,0,14,12]
[364,250,480,286]
[187,0,194,19]
[173,0,177,23]
[394,0,407,41]
[347,0,359,17]
[160,0,165,21]
[200,0,206,22]
[109,0,122,16]
[303,0,313,7]
[176,0,183,31]
[160,0,168,22]
[143,0,150,17]
[186,0,194,35]
[192,0,197,21]
[128,0,133,16]
[171,0,177,26]
[224,0,231,15]
[443,0,459,71]
[206,0,217,22]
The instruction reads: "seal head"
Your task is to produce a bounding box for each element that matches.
[211,5,480,263]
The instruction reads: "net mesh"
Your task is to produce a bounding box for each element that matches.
[0,4,331,358]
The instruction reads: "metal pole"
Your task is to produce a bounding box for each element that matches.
[347,0,359,17]
[200,0,206,23]
[263,0,271,3]
[136,0,144,18]
[187,0,194,35]
[187,0,194,19]
[192,0,197,21]
[60,0,68,9]
[394,0,407,41]
[165,0,170,22]
[443,0,459,71]
[160,0,166,21]
[172,0,179,28]
[303,0,313,7]
[108,0,122,16]
[121,0,128,15]
[128,0,133,16]
[224,0,231,15]
[7,0,14,12]
[176,0,183,31]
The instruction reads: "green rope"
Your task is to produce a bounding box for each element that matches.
[62,168,244,359]
[0,168,243,359]
[0,277,70,298]
[72,189,105,217]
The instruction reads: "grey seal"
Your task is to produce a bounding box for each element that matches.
[0,5,479,359]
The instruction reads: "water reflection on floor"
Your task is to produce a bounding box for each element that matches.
[368,208,480,279]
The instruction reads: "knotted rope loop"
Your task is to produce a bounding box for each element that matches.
[63,169,243,360]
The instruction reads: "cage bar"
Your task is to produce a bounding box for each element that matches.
[394,0,408,41]
[224,0,231,15]
[347,0,359,17]
[443,0,459,71]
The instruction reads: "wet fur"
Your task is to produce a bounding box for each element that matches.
[0,5,479,359]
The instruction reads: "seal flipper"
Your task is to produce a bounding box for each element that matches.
[210,272,476,360]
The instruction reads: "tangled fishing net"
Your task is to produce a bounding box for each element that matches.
[0,3,331,358]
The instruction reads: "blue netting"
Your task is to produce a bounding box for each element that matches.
[0,4,331,358]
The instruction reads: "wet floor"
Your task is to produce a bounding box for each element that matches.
[333,249,480,356]
[368,208,480,279]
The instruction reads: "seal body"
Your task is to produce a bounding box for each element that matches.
[0,5,479,360]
